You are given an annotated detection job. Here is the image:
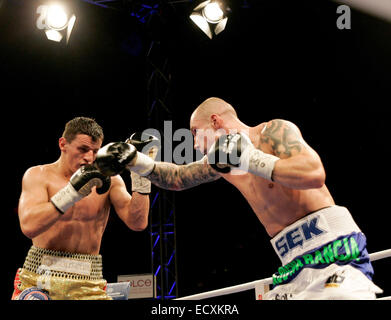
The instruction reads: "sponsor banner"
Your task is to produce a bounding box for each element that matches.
[117,273,155,299]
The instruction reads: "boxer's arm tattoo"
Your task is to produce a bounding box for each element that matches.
[260,119,303,158]
[147,161,221,191]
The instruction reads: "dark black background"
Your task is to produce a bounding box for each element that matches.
[1,0,390,303]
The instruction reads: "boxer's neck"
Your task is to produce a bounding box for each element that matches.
[222,117,257,141]
[56,156,75,179]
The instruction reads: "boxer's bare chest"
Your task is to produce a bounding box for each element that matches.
[221,129,281,208]
[222,171,282,209]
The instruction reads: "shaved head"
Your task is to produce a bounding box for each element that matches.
[190,97,241,154]
[191,97,237,121]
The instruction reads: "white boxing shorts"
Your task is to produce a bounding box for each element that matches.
[264,205,383,300]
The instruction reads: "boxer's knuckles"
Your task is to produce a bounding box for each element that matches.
[95,142,137,176]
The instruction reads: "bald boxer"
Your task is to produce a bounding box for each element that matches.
[13,117,150,300]
[97,98,382,299]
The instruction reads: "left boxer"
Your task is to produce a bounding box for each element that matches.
[14,117,150,300]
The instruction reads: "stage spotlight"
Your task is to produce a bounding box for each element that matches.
[190,0,229,39]
[36,3,76,44]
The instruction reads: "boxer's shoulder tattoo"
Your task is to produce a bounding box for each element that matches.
[260,119,303,158]
[148,161,220,190]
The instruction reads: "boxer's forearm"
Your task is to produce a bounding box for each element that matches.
[18,202,62,239]
[148,161,221,191]
[109,177,149,231]
[126,193,149,231]
[272,155,326,189]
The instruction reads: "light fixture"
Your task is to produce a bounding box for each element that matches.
[36,3,76,44]
[190,0,229,39]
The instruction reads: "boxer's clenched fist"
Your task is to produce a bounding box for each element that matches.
[51,164,111,214]
[207,133,243,173]
[207,132,279,180]
[95,142,137,176]
[95,141,155,178]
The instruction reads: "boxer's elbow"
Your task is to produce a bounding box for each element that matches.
[306,166,326,189]
[128,217,148,231]
[20,223,39,239]
[130,223,148,232]
[20,227,33,239]
[298,155,326,189]
[19,214,34,239]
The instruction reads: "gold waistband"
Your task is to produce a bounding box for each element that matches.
[23,246,103,281]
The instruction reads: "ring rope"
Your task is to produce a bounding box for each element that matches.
[368,249,391,261]
[175,248,391,300]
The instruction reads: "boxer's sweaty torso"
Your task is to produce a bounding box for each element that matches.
[221,123,335,237]
[32,163,112,255]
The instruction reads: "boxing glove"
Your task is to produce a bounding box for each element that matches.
[51,164,111,214]
[95,141,155,178]
[95,142,137,176]
[207,132,279,180]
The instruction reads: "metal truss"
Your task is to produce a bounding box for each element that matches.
[150,191,177,299]
[79,0,193,11]
[80,0,123,9]
[80,0,167,23]
[146,35,177,299]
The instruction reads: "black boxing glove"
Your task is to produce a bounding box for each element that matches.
[207,133,242,174]
[50,164,111,214]
[125,132,160,194]
[94,142,137,176]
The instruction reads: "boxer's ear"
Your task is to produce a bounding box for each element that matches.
[59,137,67,151]
[210,114,223,129]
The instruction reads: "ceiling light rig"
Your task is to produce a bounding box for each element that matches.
[190,0,229,39]
[36,3,76,44]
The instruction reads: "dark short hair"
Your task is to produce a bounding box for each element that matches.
[62,117,104,143]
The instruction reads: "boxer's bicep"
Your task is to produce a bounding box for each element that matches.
[148,159,221,191]
[18,167,49,216]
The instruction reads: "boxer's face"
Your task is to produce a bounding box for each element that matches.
[60,134,102,173]
[190,117,220,155]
